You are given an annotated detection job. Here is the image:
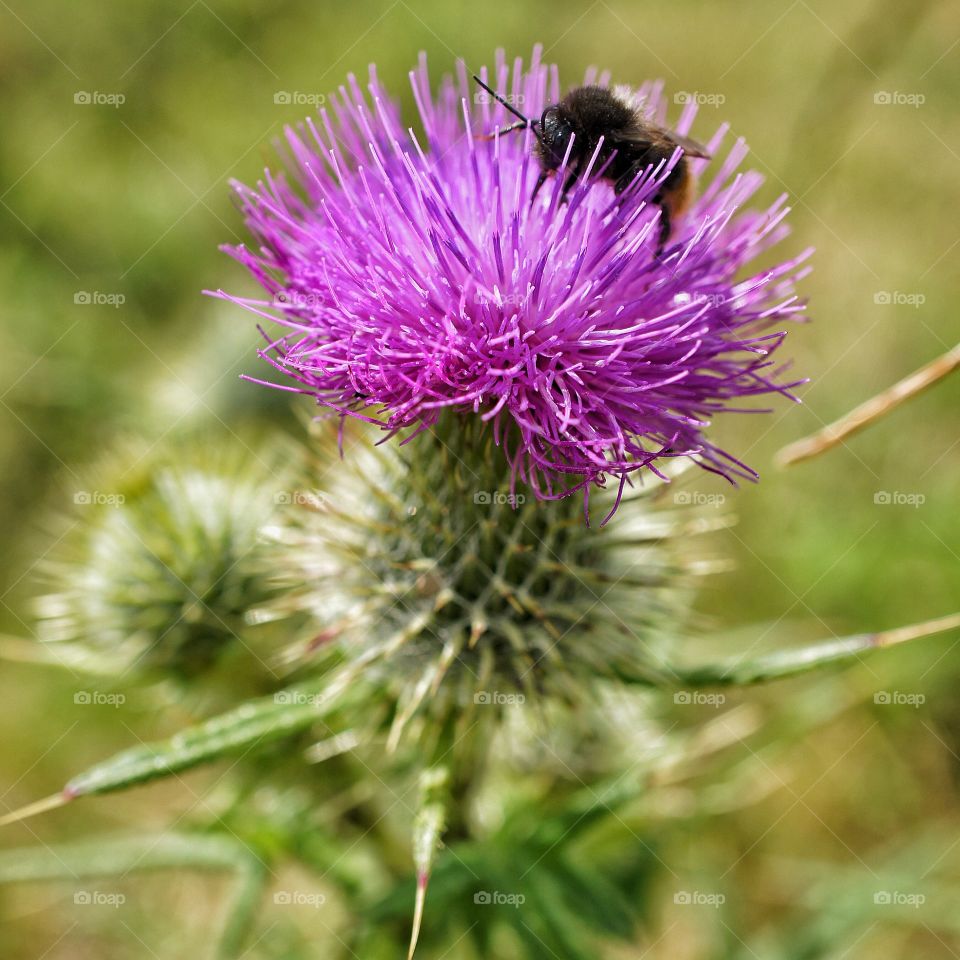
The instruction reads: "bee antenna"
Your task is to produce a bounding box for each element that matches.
[472,75,547,147]
[472,74,532,127]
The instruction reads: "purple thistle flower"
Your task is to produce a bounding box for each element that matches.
[212,46,811,512]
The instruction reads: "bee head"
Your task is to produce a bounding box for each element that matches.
[536,107,574,168]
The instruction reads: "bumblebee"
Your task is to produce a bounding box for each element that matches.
[474,76,710,251]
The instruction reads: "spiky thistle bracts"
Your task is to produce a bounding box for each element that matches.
[265,419,711,747]
[213,47,811,512]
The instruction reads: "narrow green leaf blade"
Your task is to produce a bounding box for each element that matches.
[408,766,449,960]
[65,685,329,798]
[665,612,960,688]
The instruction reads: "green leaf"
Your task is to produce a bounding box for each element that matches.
[65,684,331,798]
[0,832,267,960]
[651,613,960,688]
[408,765,449,960]
[0,831,247,881]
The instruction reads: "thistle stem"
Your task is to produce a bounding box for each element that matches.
[777,342,960,466]
[0,792,70,827]
[667,612,960,687]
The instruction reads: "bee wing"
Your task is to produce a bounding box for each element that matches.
[611,122,711,159]
[661,129,711,159]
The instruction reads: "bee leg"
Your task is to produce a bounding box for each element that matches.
[558,154,589,204]
[613,170,635,196]
[655,204,672,256]
[613,172,674,256]
[559,169,580,202]
[530,171,548,206]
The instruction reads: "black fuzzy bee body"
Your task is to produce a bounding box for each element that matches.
[475,78,710,252]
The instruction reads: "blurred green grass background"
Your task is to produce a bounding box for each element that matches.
[1,0,958,956]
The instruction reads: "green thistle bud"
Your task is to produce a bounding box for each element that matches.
[34,434,297,684]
